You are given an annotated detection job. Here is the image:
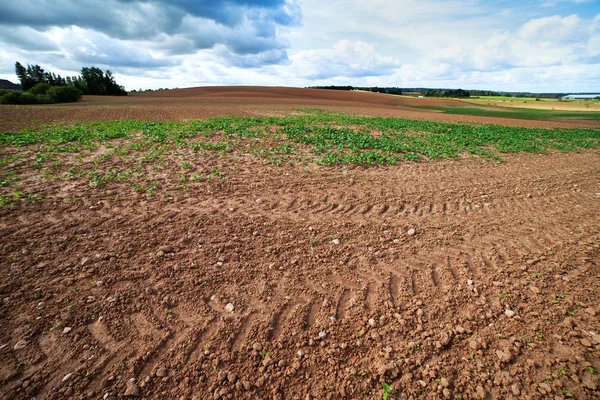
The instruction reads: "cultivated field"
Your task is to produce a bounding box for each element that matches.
[465,97,600,113]
[1,87,599,400]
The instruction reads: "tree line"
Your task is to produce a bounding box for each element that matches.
[1,62,128,105]
[424,89,470,98]
[309,86,403,95]
[309,86,570,99]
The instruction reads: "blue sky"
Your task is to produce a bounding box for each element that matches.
[0,0,598,92]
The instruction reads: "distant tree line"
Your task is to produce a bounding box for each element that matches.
[425,89,470,98]
[309,86,402,95]
[310,86,572,99]
[1,62,128,105]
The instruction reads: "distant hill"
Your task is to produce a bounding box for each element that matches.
[0,79,21,90]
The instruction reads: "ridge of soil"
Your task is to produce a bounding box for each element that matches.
[1,145,599,399]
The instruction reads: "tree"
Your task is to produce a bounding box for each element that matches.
[15,62,68,91]
[14,61,127,96]
[15,62,36,91]
[77,67,127,96]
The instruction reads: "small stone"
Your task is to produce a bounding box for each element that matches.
[496,349,512,363]
[252,343,262,351]
[407,228,416,237]
[467,280,474,286]
[439,332,452,346]
[87,296,96,303]
[81,257,94,266]
[124,380,140,397]
[443,388,451,399]
[368,318,377,327]
[331,239,340,245]
[318,331,327,339]
[585,308,596,316]
[440,377,450,388]
[96,281,105,287]
[255,198,263,204]
[417,380,426,387]
[159,245,176,254]
[476,385,486,399]
[225,303,234,313]
[13,340,28,351]
[469,340,481,350]
[530,286,541,294]
[145,287,156,295]
[297,349,305,357]
[63,327,72,334]
[538,382,552,394]
[580,338,592,347]
[155,368,167,377]
[262,356,272,367]
[582,374,597,390]
[62,373,74,383]
[504,310,516,318]
[329,316,337,322]
[227,372,237,383]
[511,384,521,396]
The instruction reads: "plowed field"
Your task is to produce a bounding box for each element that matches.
[1,86,599,132]
[1,88,599,400]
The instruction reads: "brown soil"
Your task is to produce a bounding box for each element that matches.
[1,136,599,399]
[0,87,599,399]
[1,86,599,132]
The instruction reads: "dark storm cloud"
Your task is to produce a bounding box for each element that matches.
[0,0,300,56]
[0,26,59,52]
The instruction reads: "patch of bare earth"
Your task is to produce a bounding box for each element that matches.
[0,143,599,399]
[1,86,599,132]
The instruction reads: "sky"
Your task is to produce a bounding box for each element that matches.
[0,0,599,92]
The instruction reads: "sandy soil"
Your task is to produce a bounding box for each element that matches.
[1,86,599,132]
[0,87,599,400]
[464,99,600,112]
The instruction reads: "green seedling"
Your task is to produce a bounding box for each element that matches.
[382,383,395,400]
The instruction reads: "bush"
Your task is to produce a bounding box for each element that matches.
[47,86,82,103]
[21,93,39,104]
[0,85,82,104]
[0,91,38,104]
[0,91,21,104]
[29,82,52,95]
[36,94,54,104]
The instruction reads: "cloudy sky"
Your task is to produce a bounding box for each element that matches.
[0,0,599,92]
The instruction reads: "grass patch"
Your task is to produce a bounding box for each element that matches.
[1,110,599,169]
[409,104,600,122]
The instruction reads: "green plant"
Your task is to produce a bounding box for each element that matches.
[561,389,574,397]
[47,86,82,103]
[29,82,51,95]
[382,383,394,400]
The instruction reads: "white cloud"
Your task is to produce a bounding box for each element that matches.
[1,1,599,92]
[287,40,399,79]
[543,0,593,7]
